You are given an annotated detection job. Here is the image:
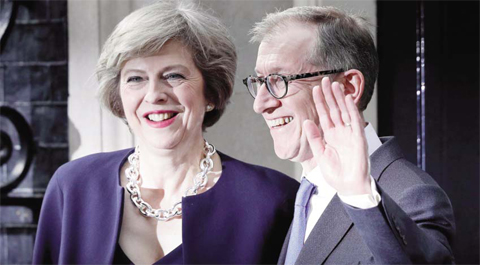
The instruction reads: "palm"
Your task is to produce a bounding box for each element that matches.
[304,78,370,196]
[320,125,368,192]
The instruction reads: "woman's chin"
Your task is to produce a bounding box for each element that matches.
[140,135,183,151]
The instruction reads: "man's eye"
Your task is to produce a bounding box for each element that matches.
[126,76,143,83]
[251,77,264,83]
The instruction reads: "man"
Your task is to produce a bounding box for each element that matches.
[244,6,455,264]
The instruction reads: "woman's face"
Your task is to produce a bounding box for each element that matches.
[119,41,207,150]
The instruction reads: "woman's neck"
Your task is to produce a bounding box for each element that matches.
[136,135,206,198]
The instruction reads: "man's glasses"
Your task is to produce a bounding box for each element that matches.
[242,69,344,99]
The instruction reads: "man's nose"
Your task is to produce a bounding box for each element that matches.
[253,83,281,114]
[144,80,168,104]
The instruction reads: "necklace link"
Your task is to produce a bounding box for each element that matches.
[124,141,216,221]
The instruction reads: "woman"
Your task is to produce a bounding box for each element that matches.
[32,1,298,264]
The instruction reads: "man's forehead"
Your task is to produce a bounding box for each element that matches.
[255,25,316,75]
[255,53,315,76]
[262,19,316,42]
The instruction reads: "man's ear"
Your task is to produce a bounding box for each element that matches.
[340,69,364,106]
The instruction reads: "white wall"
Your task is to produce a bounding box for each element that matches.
[68,0,134,160]
[68,0,376,179]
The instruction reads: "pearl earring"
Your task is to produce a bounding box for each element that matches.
[206,104,214,112]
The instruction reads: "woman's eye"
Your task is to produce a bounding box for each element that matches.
[126,76,143,83]
[163,73,185,80]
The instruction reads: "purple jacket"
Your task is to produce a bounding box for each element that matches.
[33,149,299,264]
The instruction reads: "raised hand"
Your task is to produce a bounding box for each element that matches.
[303,77,370,196]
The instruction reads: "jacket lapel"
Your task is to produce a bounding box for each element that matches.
[105,151,131,264]
[85,149,131,264]
[277,224,293,265]
[371,137,403,182]
[295,195,353,264]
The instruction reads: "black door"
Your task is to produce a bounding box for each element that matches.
[377,1,479,263]
[0,0,69,263]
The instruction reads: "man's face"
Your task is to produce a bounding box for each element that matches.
[254,23,325,163]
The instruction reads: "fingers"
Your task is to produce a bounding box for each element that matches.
[316,77,353,129]
[332,83,351,126]
[312,83,334,130]
[345,94,363,135]
[321,78,344,127]
[303,119,325,157]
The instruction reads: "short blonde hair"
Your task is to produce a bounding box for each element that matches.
[96,0,237,129]
[251,6,378,111]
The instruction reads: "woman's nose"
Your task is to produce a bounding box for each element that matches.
[144,80,168,104]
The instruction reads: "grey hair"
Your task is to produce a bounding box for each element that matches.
[96,0,237,129]
[250,6,379,111]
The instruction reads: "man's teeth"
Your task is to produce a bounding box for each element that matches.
[147,113,175,122]
[267,117,293,128]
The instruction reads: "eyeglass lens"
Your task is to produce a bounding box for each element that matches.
[248,75,286,98]
[266,75,286,98]
[247,77,261,98]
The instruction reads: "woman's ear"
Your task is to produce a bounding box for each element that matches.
[340,69,365,106]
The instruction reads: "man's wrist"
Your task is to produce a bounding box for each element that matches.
[338,176,381,209]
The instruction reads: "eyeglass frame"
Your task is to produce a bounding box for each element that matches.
[242,69,344,99]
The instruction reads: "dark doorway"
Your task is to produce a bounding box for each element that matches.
[377,1,479,264]
[0,0,69,263]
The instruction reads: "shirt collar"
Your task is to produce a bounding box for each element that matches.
[365,123,382,156]
[303,166,336,198]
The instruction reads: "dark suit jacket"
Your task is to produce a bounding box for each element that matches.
[278,137,455,264]
[33,149,299,264]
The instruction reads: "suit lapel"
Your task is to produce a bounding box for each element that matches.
[371,137,403,182]
[278,224,293,265]
[295,195,353,264]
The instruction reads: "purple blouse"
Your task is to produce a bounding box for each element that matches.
[33,149,299,264]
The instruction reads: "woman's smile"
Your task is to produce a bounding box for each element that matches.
[144,111,179,128]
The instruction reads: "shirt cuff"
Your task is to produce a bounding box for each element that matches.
[338,176,381,209]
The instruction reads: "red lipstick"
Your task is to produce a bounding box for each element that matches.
[143,110,178,128]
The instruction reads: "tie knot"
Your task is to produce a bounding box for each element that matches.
[296,178,316,207]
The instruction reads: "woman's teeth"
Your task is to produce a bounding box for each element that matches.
[267,117,293,128]
[147,113,175,122]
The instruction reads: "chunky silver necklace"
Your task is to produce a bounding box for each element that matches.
[124,141,216,221]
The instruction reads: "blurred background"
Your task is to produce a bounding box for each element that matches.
[0,0,478,264]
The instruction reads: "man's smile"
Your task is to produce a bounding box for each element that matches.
[266,116,294,129]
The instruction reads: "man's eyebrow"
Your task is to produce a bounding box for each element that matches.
[254,67,284,76]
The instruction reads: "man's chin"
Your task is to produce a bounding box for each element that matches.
[273,144,297,161]
[273,140,312,164]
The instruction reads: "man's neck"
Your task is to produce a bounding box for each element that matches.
[300,157,317,176]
